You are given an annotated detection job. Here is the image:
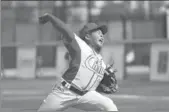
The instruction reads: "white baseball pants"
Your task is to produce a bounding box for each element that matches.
[37,85,118,112]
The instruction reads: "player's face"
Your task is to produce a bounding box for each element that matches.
[89,29,104,49]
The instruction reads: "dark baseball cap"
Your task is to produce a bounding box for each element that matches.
[79,23,108,40]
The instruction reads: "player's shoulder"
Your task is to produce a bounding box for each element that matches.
[73,33,92,50]
[74,33,86,44]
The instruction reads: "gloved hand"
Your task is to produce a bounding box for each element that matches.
[96,64,118,94]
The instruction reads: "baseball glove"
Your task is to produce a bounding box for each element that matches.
[96,65,118,94]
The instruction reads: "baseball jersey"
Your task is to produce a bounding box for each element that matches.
[62,34,106,91]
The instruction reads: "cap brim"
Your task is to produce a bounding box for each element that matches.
[89,25,108,35]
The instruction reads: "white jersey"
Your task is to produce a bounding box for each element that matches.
[62,34,106,91]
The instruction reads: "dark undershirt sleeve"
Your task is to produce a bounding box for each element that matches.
[62,33,81,57]
[48,14,74,43]
[47,14,80,54]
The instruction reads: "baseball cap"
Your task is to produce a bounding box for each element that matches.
[79,23,108,40]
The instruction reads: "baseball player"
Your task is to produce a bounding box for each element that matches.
[38,13,118,111]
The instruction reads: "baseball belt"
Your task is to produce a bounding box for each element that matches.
[61,81,88,96]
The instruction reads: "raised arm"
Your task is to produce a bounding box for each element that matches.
[39,13,74,42]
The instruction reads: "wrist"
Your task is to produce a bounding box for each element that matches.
[46,13,51,20]
[43,13,51,21]
[47,13,55,21]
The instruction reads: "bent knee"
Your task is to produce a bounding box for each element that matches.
[38,105,65,112]
[104,98,118,111]
[37,105,56,112]
[38,101,64,112]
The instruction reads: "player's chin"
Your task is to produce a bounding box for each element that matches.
[97,42,104,48]
[96,44,103,50]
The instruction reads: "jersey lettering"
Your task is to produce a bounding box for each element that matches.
[85,55,105,75]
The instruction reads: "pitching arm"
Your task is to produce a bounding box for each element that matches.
[39,13,74,43]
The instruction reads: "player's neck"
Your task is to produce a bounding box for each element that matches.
[94,47,101,54]
[89,44,101,54]
[86,42,101,54]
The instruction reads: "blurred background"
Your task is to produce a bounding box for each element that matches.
[1,1,169,112]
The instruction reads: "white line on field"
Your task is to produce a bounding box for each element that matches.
[109,94,169,101]
[2,90,47,95]
[2,90,169,101]
[2,95,169,101]
[3,96,45,101]
[3,95,169,101]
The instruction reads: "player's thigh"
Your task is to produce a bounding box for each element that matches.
[75,91,118,111]
[73,102,104,111]
[38,89,78,112]
[96,92,118,111]
[37,92,65,112]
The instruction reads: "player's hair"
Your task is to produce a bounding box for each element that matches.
[79,27,87,41]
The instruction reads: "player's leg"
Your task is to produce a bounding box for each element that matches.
[73,91,118,111]
[37,85,78,112]
[38,92,64,112]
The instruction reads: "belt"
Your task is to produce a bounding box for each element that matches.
[61,81,88,96]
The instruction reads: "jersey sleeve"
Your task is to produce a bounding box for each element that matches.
[63,33,87,56]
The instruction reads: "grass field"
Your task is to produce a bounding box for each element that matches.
[1,77,169,112]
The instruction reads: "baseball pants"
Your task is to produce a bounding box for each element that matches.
[37,84,118,111]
